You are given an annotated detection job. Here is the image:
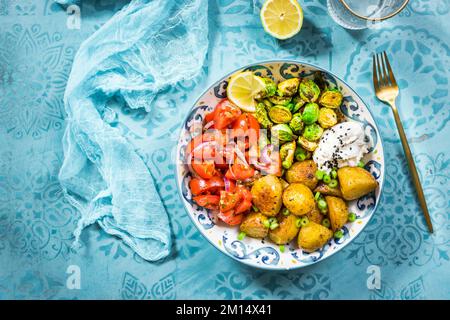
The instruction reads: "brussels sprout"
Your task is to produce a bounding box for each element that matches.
[269,105,292,124]
[256,103,273,129]
[263,99,273,110]
[319,88,343,109]
[255,77,277,99]
[302,102,320,125]
[277,78,300,97]
[299,79,321,102]
[303,123,324,141]
[298,136,318,152]
[286,103,295,112]
[280,141,296,169]
[268,95,292,106]
[318,107,338,128]
[292,96,305,113]
[289,113,304,134]
[271,124,295,144]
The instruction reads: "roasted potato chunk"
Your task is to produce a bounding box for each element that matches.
[282,183,316,216]
[279,178,289,190]
[325,196,348,231]
[306,206,324,224]
[269,214,300,244]
[251,175,283,216]
[285,160,318,189]
[298,222,333,252]
[240,212,269,239]
[337,167,378,200]
[314,182,343,197]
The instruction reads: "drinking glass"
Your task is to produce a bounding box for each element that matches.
[327,0,409,30]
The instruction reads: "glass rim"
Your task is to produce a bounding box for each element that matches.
[338,0,410,21]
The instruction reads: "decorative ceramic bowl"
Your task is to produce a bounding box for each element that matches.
[176,60,385,270]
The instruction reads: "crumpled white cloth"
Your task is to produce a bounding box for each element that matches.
[58,0,209,261]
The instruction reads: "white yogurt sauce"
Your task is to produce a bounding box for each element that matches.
[313,121,370,173]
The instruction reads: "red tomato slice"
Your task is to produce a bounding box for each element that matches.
[189,176,224,196]
[225,163,255,181]
[204,111,215,124]
[191,160,217,179]
[234,186,253,214]
[193,195,220,210]
[217,210,243,226]
[219,191,239,212]
[213,99,241,129]
[232,113,260,138]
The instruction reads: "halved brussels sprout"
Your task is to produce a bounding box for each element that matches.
[256,102,273,129]
[271,124,295,144]
[299,79,320,102]
[289,113,304,134]
[298,136,318,152]
[292,96,305,113]
[280,141,296,170]
[263,99,273,110]
[301,102,320,125]
[269,105,292,124]
[255,77,277,99]
[319,88,343,109]
[268,95,292,106]
[303,123,324,141]
[318,107,338,128]
[277,78,300,97]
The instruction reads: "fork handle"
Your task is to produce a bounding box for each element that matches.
[391,104,434,233]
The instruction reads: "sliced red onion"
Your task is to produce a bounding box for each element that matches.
[260,144,274,164]
[223,177,232,191]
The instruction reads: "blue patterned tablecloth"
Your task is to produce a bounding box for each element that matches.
[0,0,449,300]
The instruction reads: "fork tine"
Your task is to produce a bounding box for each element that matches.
[372,55,380,92]
[380,52,390,86]
[375,53,385,87]
[383,51,398,87]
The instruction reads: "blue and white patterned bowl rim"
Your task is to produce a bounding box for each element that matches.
[176,60,386,270]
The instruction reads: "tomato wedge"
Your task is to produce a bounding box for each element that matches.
[191,160,217,179]
[234,186,253,214]
[217,210,243,226]
[193,195,220,210]
[213,99,241,129]
[189,176,224,196]
[219,191,239,212]
[225,162,255,181]
[232,113,260,138]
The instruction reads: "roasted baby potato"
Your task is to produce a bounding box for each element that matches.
[285,160,319,190]
[282,183,316,216]
[269,214,300,244]
[279,178,289,190]
[251,175,283,216]
[298,222,333,252]
[325,196,348,231]
[306,206,324,224]
[337,167,378,200]
[314,182,343,197]
[240,212,269,239]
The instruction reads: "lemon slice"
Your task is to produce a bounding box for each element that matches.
[260,0,303,40]
[226,71,266,112]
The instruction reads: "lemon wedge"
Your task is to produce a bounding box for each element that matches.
[226,71,266,112]
[260,0,303,40]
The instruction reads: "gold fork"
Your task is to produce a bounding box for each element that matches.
[373,51,433,233]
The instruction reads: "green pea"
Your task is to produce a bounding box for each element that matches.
[322,218,331,228]
[357,161,365,168]
[318,199,327,210]
[348,212,357,222]
[295,218,302,228]
[334,230,344,239]
[328,179,338,188]
[279,245,285,253]
[238,232,246,240]
[315,170,324,180]
[282,208,290,216]
[323,174,331,183]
